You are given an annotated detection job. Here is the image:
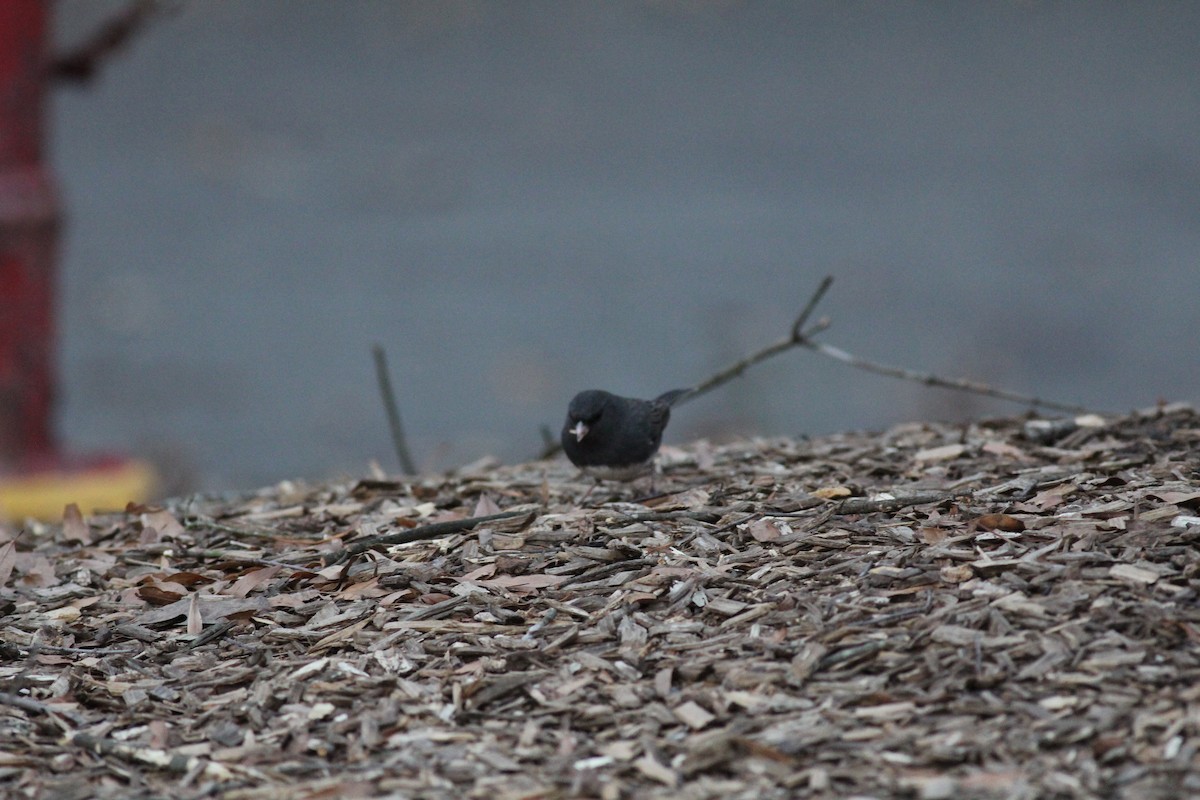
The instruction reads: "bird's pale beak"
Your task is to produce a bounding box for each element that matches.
[571,421,588,442]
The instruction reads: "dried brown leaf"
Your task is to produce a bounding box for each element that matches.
[141,508,186,540]
[975,513,1025,532]
[473,494,502,517]
[227,566,282,598]
[137,585,183,606]
[0,541,16,588]
[62,503,91,544]
[747,518,787,542]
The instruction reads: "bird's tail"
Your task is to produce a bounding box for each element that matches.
[655,388,692,407]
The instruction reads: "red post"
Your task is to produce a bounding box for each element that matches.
[0,0,59,471]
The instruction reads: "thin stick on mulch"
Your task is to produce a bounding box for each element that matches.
[372,343,419,475]
[327,507,536,565]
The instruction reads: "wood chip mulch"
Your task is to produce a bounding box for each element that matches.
[2,403,1200,799]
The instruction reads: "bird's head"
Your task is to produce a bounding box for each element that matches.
[565,390,612,443]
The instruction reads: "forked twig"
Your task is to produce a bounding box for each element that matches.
[543,274,1091,459]
[677,274,1089,414]
[679,276,833,406]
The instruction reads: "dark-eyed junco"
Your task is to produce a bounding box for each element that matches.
[561,388,690,481]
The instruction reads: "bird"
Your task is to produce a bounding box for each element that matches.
[561,388,690,482]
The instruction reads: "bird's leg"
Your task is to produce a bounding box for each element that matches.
[579,478,601,505]
[631,469,673,504]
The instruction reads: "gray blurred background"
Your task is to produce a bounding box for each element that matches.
[52,1,1200,492]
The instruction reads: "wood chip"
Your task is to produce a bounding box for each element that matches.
[1108,564,1160,584]
[633,754,679,787]
[673,700,716,729]
[915,443,968,462]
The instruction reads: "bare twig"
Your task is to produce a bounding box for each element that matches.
[674,273,1092,415]
[539,424,558,452]
[372,344,418,475]
[790,275,834,340]
[536,424,561,460]
[52,0,170,84]
[330,508,536,565]
[544,274,1091,460]
[679,276,834,407]
[797,339,1093,415]
[829,491,966,515]
[539,279,836,459]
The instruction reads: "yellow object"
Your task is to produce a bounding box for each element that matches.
[0,460,156,521]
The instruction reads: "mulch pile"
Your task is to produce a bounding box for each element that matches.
[2,403,1199,799]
